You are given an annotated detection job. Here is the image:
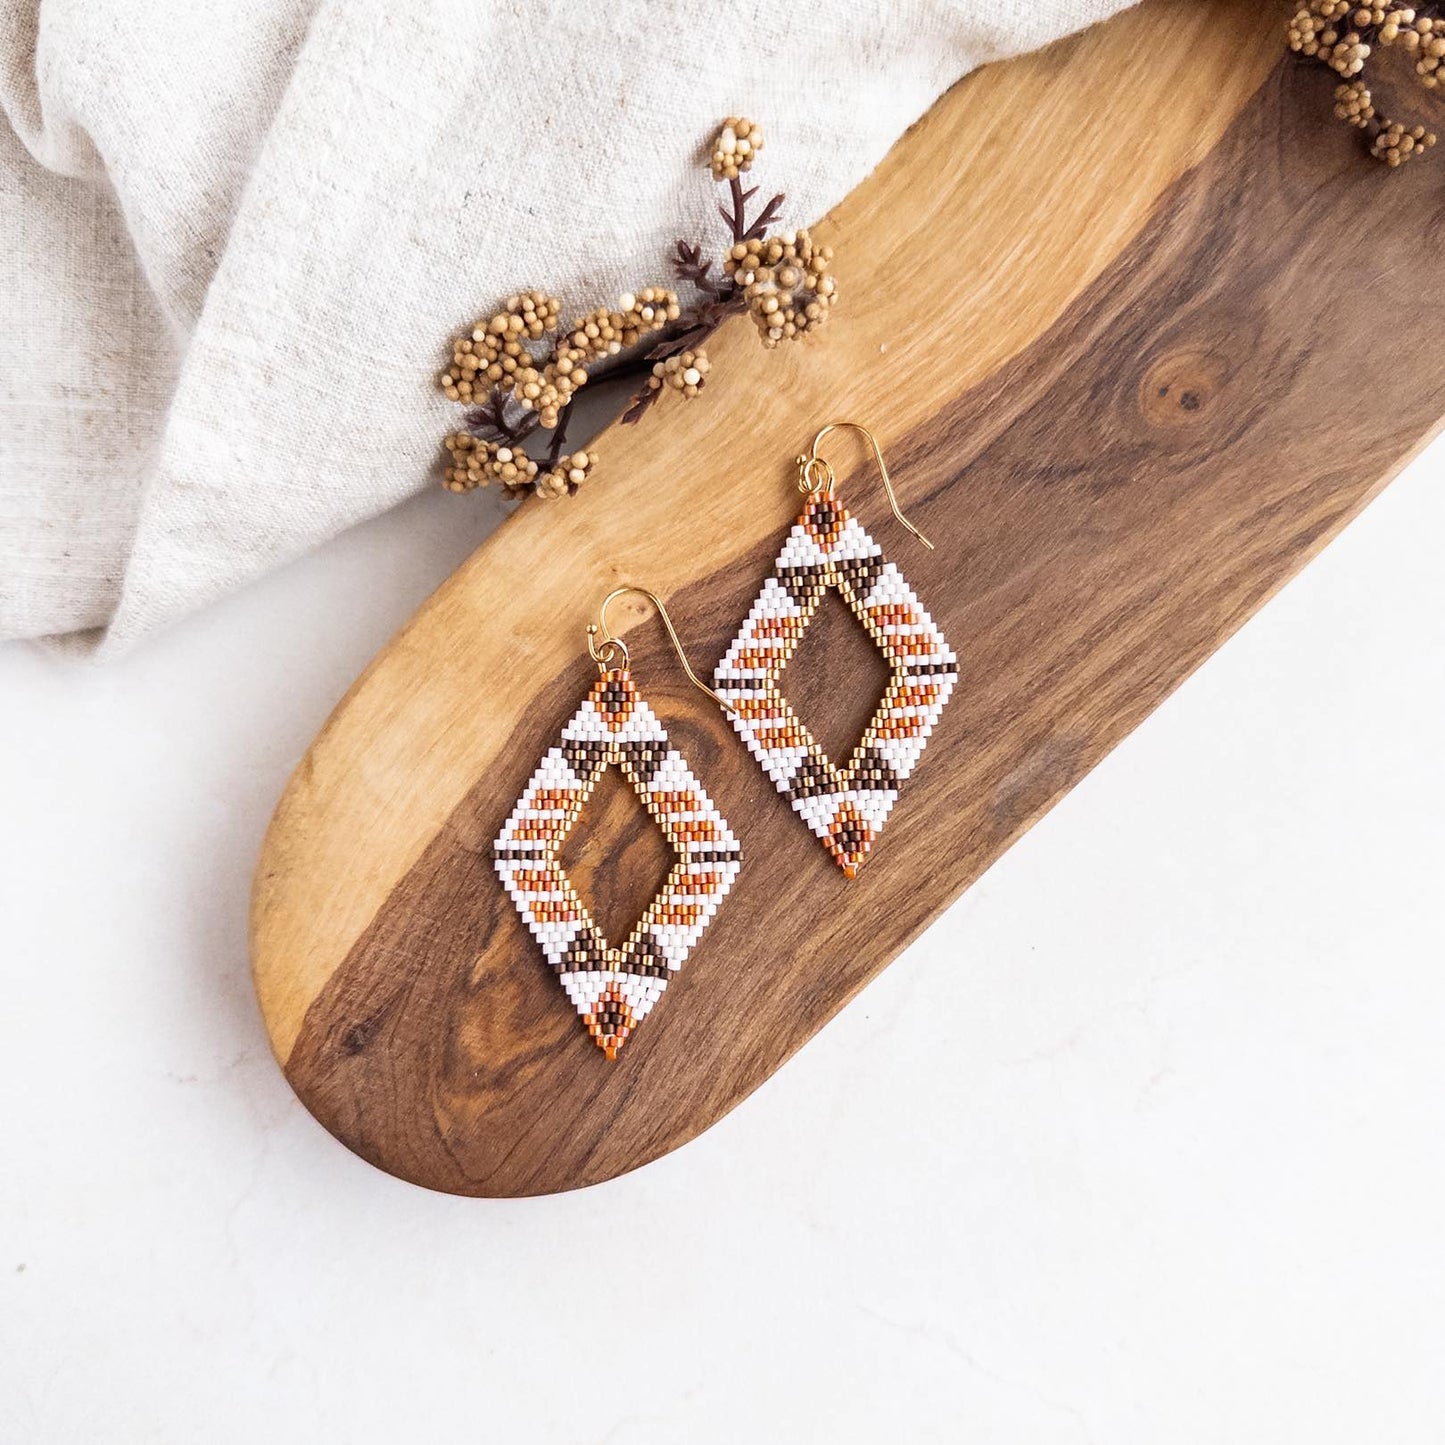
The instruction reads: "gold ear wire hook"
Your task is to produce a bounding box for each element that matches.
[586,586,737,716]
[802,422,933,551]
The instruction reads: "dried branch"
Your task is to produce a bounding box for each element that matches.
[1288,2,1442,165]
[672,240,724,298]
[464,387,539,444]
[719,175,751,244]
[620,383,658,427]
[743,192,785,242]
[438,114,837,498]
[544,399,573,469]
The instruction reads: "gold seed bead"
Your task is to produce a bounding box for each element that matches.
[1378,8,1420,44]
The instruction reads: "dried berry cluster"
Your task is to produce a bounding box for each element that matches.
[1289,3,1442,164]
[439,289,681,422]
[439,290,559,407]
[649,348,710,397]
[710,117,762,180]
[438,116,838,500]
[724,231,837,347]
[441,432,598,500]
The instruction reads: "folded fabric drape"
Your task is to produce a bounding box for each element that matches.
[0,0,1133,652]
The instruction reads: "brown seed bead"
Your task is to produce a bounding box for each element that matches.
[1380,9,1423,47]
[1417,25,1445,84]
[1291,2,1445,164]
[566,288,683,363]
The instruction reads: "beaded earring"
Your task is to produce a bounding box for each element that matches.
[494,588,741,1060]
[714,423,957,878]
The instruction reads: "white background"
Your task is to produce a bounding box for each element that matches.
[2,444,1442,1444]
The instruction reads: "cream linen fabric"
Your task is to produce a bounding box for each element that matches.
[0,0,1132,652]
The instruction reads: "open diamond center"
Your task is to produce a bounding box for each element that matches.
[558,763,675,948]
[779,583,891,772]
[493,666,743,1059]
[712,494,959,878]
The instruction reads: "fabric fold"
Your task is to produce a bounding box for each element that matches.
[1,0,1134,652]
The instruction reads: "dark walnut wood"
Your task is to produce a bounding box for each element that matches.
[254,4,1444,1195]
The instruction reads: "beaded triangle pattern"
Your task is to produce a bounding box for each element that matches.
[714,494,957,877]
[493,668,741,1059]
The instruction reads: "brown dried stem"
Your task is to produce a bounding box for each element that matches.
[441,115,828,499]
[1289,3,1443,164]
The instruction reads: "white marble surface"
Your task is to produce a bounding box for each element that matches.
[2,449,1443,1444]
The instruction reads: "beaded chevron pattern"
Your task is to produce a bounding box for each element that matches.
[714,494,957,877]
[494,668,741,1059]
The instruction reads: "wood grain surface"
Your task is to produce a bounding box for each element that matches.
[251,0,1443,1195]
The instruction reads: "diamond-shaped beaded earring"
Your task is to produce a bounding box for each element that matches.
[714,423,957,878]
[494,587,741,1060]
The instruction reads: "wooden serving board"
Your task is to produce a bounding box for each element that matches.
[251,0,1445,1196]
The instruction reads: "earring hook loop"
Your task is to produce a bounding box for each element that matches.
[800,422,933,551]
[586,586,737,715]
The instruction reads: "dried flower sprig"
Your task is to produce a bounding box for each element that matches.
[1289,3,1442,164]
[438,116,837,499]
